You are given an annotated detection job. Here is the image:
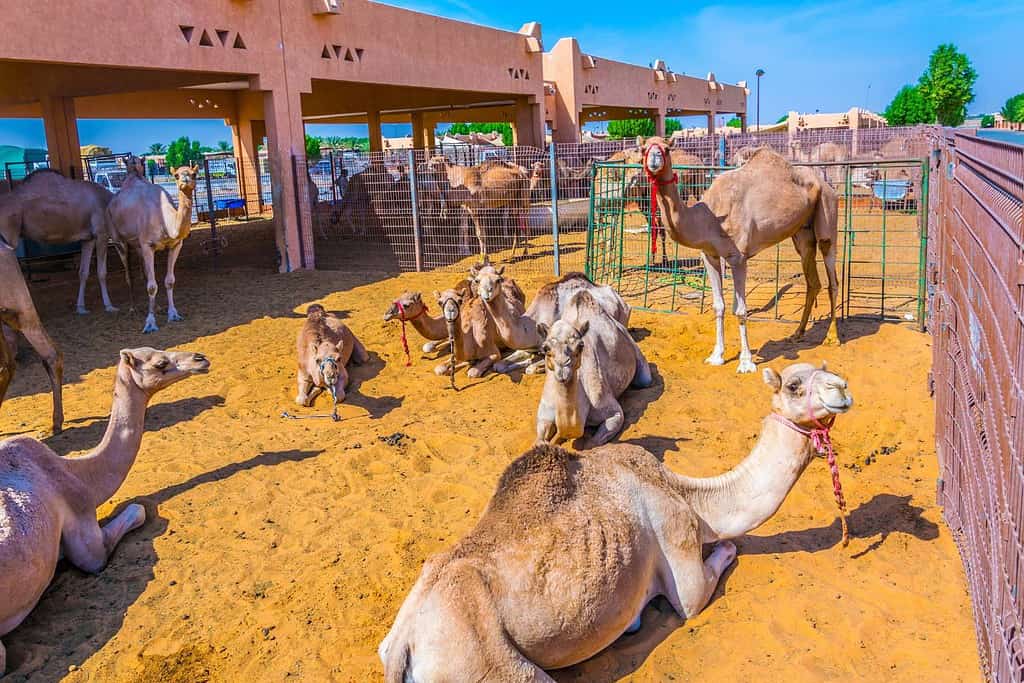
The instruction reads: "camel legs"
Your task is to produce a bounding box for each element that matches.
[351,336,370,365]
[113,243,134,312]
[19,319,63,434]
[61,504,146,574]
[467,353,500,379]
[821,239,840,345]
[423,339,450,354]
[296,369,315,406]
[465,207,487,259]
[0,327,13,410]
[702,253,726,366]
[587,404,625,448]
[730,259,757,373]
[790,229,822,342]
[434,359,469,376]
[95,237,116,312]
[140,244,160,333]
[165,241,184,323]
[75,238,96,315]
[662,540,737,619]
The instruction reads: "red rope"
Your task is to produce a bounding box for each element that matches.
[642,144,677,256]
[394,301,427,367]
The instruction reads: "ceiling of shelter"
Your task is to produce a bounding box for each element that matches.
[303,79,522,118]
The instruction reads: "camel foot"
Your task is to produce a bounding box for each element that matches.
[524,360,546,375]
[704,352,725,366]
[736,356,758,374]
[823,328,841,346]
[788,329,806,342]
[467,367,484,378]
[76,305,89,315]
[710,540,738,572]
[167,309,184,323]
[105,304,119,313]
[433,364,450,376]
[142,314,159,334]
[123,503,147,532]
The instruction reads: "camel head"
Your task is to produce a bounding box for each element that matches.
[434,288,464,323]
[118,347,210,395]
[538,319,588,384]
[763,362,853,431]
[384,291,425,322]
[469,263,504,303]
[313,340,342,394]
[169,165,200,195]
[124,154,146,178]
[639,136,675,177]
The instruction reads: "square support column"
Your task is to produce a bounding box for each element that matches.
[263,88,315,271]
[652,109,666,137]
[512,98,544,148]
[739,113,748,134]
[41,95,81,178]
[230,118,265,215]
[367,111,383,153]
[411,112,426,149]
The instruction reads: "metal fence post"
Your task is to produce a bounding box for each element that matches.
[203,156,221,259]
[549,143,561,277]
[718,135,726,167]
[407,148,423,272]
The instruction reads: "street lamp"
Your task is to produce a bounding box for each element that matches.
[755,68,765,133]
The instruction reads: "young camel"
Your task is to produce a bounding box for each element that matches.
[431,287,501,378]
[383,278,475,355]
[107,163,198,333]
[535,290,652,447]
[381,362,853,680]
[641,136,840,373]
[295,304,369,412]
[0,241,63,434]
[426,157,531,260]
[0,168,116,314]
[0,347,210,674]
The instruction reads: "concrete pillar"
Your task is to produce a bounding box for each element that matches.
[706,112,716,136]
[230,118,265,215]
[411,112,426,149]
[512,98,544,148]
[849,107,860,158]
[739,113,748,134]
[652,109,666,137]
[263,88,314,272]
[367,111,383,153]
[424,119,437,149]
[41,96,81,178]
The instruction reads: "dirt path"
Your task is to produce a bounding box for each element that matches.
[0,234,978,682]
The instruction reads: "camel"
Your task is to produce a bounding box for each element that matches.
[383,278,475,355]
[0,168,116,315]
[534,290,652,447]
[107,162,198,333]
[431,286,501,378]
[295,304,369,411]
[381,362,854,680]
[789,140,849,184]
[0,347,210,675]
[729,145,762,167]
[527,158,595,200]
[640,136,840,373]
[525,271,631,330]
[0,241,63,434]
[426,157,531,259]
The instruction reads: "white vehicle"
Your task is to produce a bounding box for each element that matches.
[93,169,127,192]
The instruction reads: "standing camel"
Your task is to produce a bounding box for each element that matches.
[0,168,116,314]
[640,136,839,373]
[426,157,531,260]
[107,164,198,333]
[0,240,63,434]
[0,346,210,675]
[380,363,854,679]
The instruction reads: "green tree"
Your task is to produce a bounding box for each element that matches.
[446,122,514,146]
[917,43,977,127]
[775,113,789,124]
[305,134,323,161]
[726,117,742,128]
[148,142,166,155]
[165,136,203,168]
[665,118,682,135]
[980,114,995,128]
[146,158,157,175]
[1001,93,1024,123]
[606,119,655,140]
[216,140,232,152]
[883,85,935,125]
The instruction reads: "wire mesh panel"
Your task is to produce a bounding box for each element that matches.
[3,159,50,184]
[930,131,1024,683]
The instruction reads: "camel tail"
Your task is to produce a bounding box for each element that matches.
[383,642,413,683]
[306,304,327,323]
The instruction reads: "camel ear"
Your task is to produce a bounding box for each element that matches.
[536,322,549,340]
[169,166,178,176]
[576,320,590,337]
[665,136,676,148]
[433,290,442,302]
[496,265,505,276]
[468,265,480,277]
[820,361,828,372]
[411,292,422,302]
[120,349,138,368]
[191,164,200,174]
[762,367,782,391]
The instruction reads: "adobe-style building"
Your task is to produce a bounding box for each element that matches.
[0,1,743,271]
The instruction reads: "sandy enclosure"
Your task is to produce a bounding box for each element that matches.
[1,221,978,681]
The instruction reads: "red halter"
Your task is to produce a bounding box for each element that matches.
[642,143,678,256]
[769,371,849,547]
[393,300,427,367]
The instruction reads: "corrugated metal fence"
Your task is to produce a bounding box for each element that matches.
[929,129,1024,682]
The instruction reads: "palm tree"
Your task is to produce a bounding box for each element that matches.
[217,140,232,152]
[325,136,344,150]
[148,142,166,155]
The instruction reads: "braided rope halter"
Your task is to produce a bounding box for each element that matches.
[642,142,678,257]
[769,370,849,547]
[393,300,427,367]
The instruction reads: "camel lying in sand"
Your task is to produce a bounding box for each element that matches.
[0,241,64,434]
[431,287,501,378]
[380,362,853,680]
[0,347,209,675]
[384,278,477,355]
[0,168,116,315]
[295,304,369,411]
[535,290,652,447]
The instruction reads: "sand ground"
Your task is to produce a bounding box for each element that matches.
[0,222,978,682]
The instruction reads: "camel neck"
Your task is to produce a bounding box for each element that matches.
[65,363,151,508]
[409,308,447,340]
[170,188,194,240]
[484,294,536,347]
[546,371,585,437]
[651,174,700,250]
[668,416,815,542]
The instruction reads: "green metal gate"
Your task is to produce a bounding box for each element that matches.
[585,159,929,327]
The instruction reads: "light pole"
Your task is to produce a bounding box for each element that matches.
[755,68,765,132]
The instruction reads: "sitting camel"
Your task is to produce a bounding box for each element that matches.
[426,157,531,260]
[383,278,474,355]
[295,304,369,413]
[432,287,501,378]
[535,290,652,447]
[0,168,116,314]
[107,160,198,333]
[380,362,853,680]
[0,241,63,434]
[641,136,839,373]
[0,347,210,674]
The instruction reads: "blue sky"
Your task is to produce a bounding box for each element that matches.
[1,0,1020,152]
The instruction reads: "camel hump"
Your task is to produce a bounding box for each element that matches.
[568,289,601,315]
[306,304,327,323]
[491,444,581,510]
[744,147,788,168]
[555,271,592,286]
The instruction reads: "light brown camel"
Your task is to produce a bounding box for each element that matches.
[383,278,475,355]
[295,304,369,411]
[381,362,854,680]
[0,168,116,314]
[527,158,595,200]
[0,347,210,674]
[431,287,501,378]
[426,157,531,259]
[789,140,849,184]
[524,271,631,330]
[535,290,652,447]
[729,145,762,167]
[641,136,840,373]
[0,241,63,434]
[107,163,198,333]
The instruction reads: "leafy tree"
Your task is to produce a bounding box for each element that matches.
[980,114,995,128]
[776,113,789,124]
[146,158,157,175]
[148,142,166,155]
[1001,93,1024,123]
[165,136,203,169]
[305,134,323,161]
[216,140,232,152]
[606,119,655,140]
[883,85,935,125]
[665,118,682,135]
[918,43,977,127]
[726,117,742,128]
[446,122,514,146]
